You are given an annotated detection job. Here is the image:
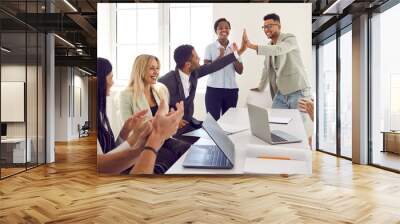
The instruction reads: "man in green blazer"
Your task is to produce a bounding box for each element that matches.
[245,13,311,110]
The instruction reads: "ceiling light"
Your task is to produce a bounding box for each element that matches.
[323,0,354,15]
[54,34,75,48]
[78,67,92,76]
[1,47,11,53]
[63,0,78,12]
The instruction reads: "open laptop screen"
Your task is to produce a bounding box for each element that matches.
[202,113,235,163]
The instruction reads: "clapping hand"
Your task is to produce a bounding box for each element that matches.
[218,47,225,58]
[127,120,153,150]
[144,100,184,152]
[179,119,189,129]
[119,109,147,140]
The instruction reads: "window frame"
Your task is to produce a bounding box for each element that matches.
[110,3,213,92]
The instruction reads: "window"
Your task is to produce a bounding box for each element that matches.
[111,3,213,90]
[339,28,352,158]
[169,3,213,92]
[390,74,400,130]
[317,36,337,155]
[370,3,400,171]
[115,4,160,83]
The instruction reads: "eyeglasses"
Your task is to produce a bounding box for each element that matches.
[262,24,279,30]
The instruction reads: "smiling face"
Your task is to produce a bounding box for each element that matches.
[189,49,200,71]
[143,57,160,85]
[263,19,281,39]
[216,20,231,41]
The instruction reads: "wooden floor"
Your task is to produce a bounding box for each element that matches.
[1,167,26,178]
[373,151,400,171]
[1,135,400,223]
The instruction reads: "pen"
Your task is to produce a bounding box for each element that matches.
[257,156,291,160]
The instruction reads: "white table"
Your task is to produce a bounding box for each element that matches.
[166,107,312,174]
[1,138,31,163]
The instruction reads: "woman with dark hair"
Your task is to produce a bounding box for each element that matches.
[204,18,244,120]
[97,57,184,174]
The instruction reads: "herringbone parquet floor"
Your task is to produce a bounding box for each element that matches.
[1,134,400,224]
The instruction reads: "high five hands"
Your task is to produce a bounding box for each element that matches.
[243,29,257,50]
[230,29,249,55]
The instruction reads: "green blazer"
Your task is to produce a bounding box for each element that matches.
[257,33,310,95]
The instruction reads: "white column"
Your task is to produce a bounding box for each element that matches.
[352,14,369,164]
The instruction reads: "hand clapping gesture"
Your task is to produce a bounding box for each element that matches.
[119,109,147,141]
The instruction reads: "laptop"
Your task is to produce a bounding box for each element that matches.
[182,113,235,169]
[247,104,301,145]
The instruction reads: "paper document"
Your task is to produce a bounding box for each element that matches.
[269,116,292,124]
[244,158,308,174]
[219,123,249,135]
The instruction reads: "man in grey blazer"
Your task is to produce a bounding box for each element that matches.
[245,13,311,110]
[159,41,246,141]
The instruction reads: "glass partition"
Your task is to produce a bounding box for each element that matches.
[0,1,46,179]
[339,28,352,158]
[1,31,28,178]
[370,3,400,171]
[317,36,337,155]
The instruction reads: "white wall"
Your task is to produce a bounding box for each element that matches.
[194,3,312,120]
[1,64,46,162]
[54,67,89,141]
[1,65,31,137]
[55,67,69,141]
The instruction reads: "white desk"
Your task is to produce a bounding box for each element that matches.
[166,108,312,174]
[1,138,31,163]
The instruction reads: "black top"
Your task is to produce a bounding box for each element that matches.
[150,105,158,116]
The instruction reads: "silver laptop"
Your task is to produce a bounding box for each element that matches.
[247,104,301,144]
[182,113,235,169]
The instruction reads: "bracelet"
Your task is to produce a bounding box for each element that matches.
[143,146,158,155]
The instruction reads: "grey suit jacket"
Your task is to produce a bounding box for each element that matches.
[257,33,310,95]
[159,53,237,124]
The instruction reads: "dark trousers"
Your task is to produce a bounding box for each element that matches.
[205,87,238,120]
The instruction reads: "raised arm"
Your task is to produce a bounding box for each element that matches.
[197,33,247,78]
[245,30,298,56]
[257,36,297,56]
[197,53,237,78]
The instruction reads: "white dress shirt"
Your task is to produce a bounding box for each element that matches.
[178,69,190,98]
[204,40,242,89]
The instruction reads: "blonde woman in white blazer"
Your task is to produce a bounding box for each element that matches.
[119,54,190,174]
[119,54,169,122]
